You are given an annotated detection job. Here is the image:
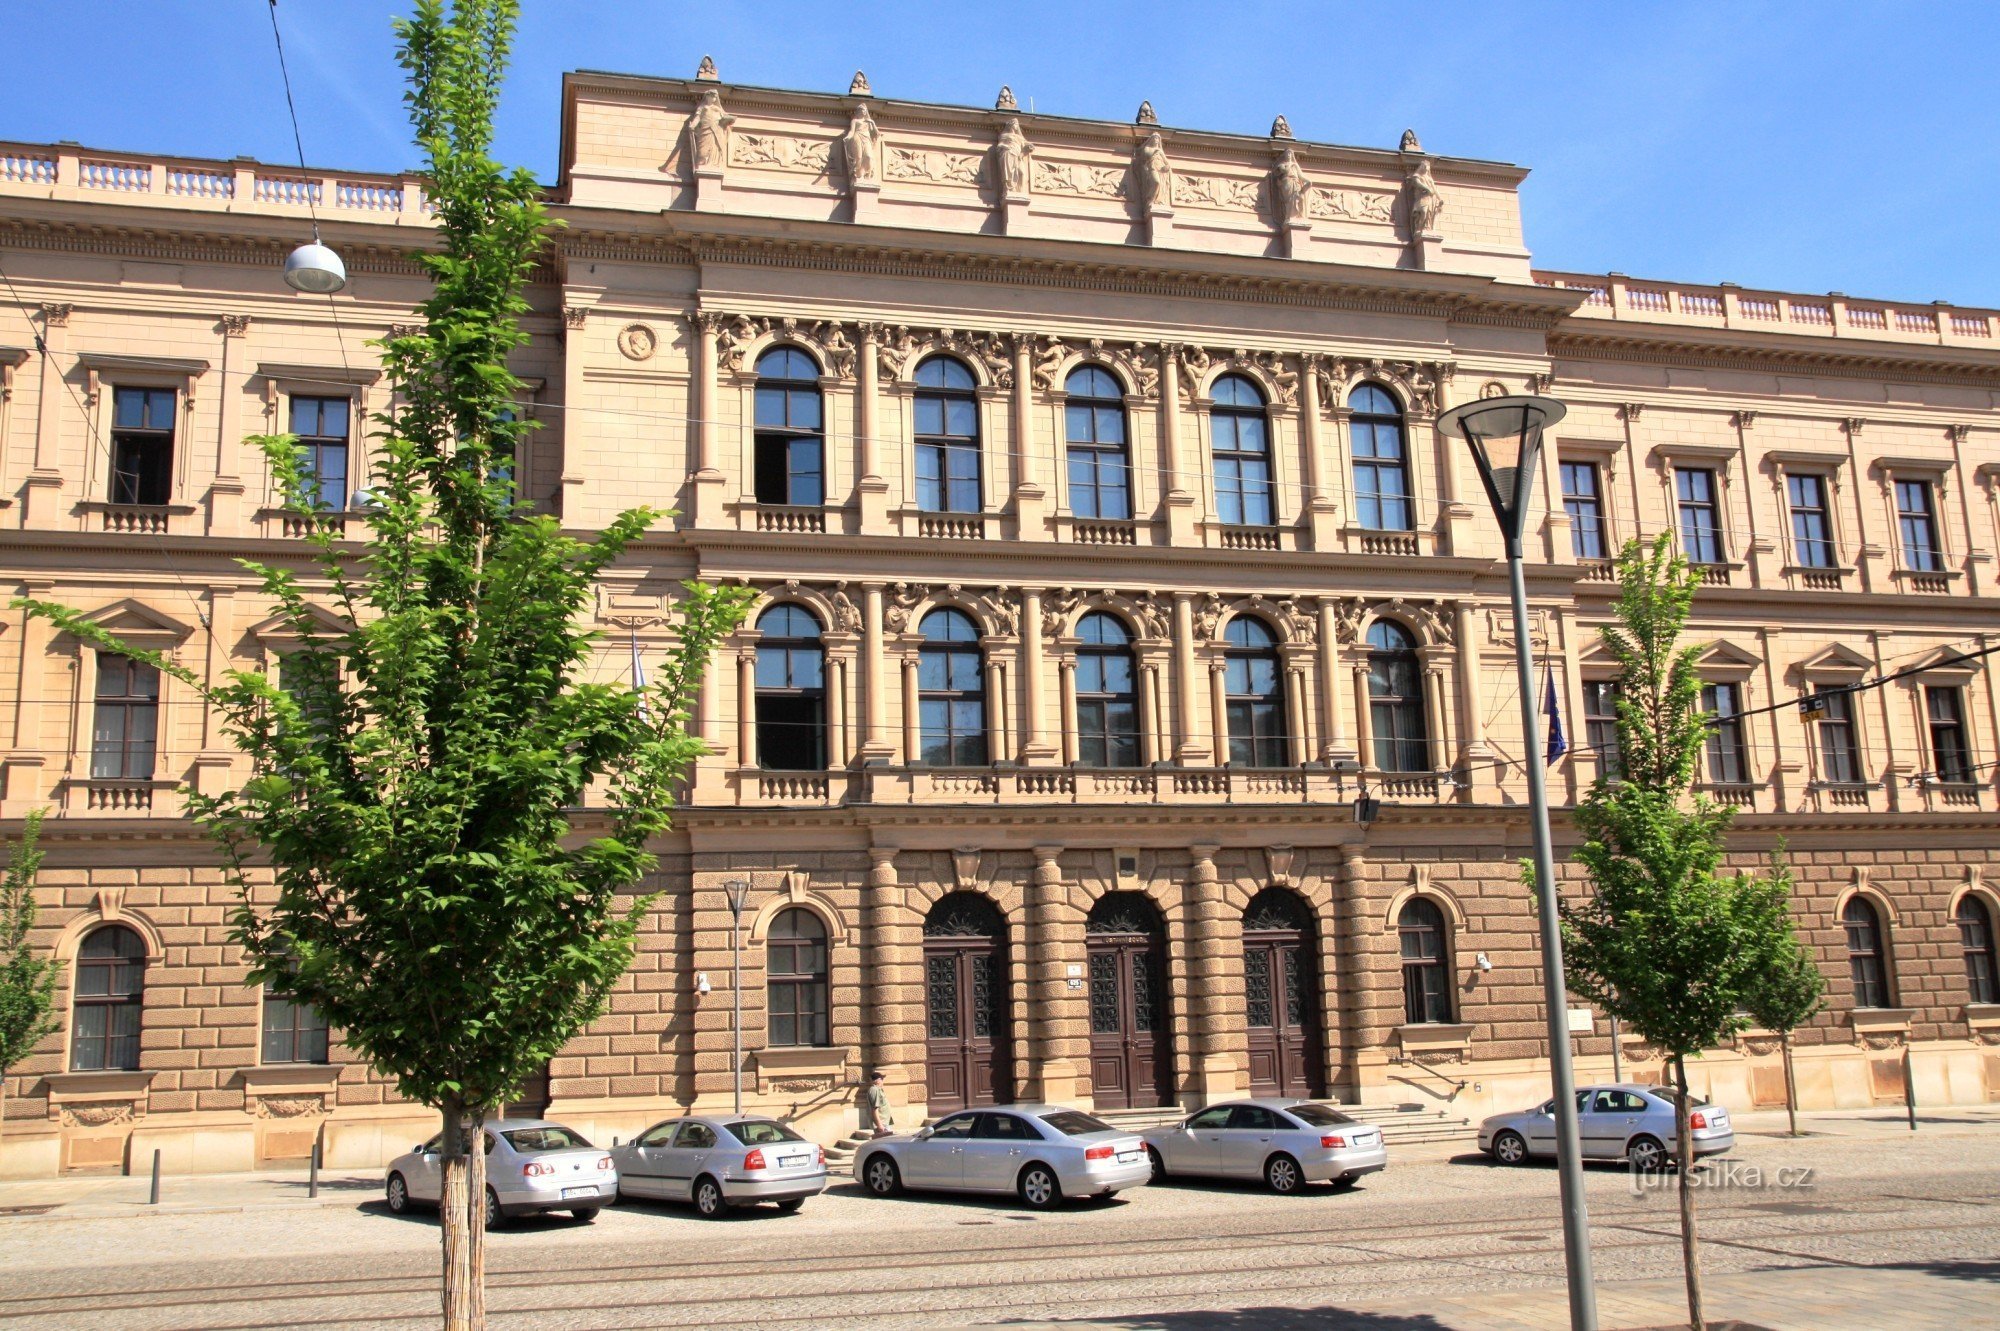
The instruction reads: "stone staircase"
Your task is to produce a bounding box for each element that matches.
[823,1100,1476,1170]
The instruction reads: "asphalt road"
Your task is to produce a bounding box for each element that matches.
[1,1116,1996,1329]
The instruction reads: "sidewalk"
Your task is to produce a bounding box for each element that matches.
[0,1166,379,1220]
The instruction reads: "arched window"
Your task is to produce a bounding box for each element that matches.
[766,908,830,1047]
[1958,896,1997,1005]
[755,604,825,771]
[1843,897,1892,1009]
[72,925,146,1071]
[1398,899,1451,1024]
[919,609,987,766]
[1211,374,1272,527]
[1075,612,1139,768]
[914,356,980,514]
[1367,621,1429,773]
[1065,366,1130,520]
[1350,383,1411,532]
[1223,617,1286,768]
[754,347,824,506]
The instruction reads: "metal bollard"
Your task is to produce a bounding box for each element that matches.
[1903,1046,1918,1131]
[148,1149,161,1205]
[309,1142,320,1199]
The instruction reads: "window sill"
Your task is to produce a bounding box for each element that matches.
[752,1046,850,1095]
[1964,1003,2000,1031]
[238,1064,342,1096]
[1393,1022,1473,1051]
[1891,567,1959,592]
[1848,1007,1914,1038]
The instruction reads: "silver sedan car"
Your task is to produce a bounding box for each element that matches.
[856,1104,1151,1209]
[385,1119,617,1225]
[1147,1099,1387,1193]
[609,1114,827,1217]
[1479,1084,1735,1170]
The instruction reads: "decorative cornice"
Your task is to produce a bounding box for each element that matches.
[1550,322,2000,388]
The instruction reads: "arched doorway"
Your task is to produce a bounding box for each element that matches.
[923,893,1013,1114]
[1241,888,1327,1099]
[1086,892,1174,1110]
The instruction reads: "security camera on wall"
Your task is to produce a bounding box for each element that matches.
[694,972,712,996]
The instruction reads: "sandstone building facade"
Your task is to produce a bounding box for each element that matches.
[2,67,1998,1177]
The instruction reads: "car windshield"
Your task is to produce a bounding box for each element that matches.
[725,1120,805,1146]
[502,1126,592,1153]
[1038,1111,1116,1137]
[1282,1103,1357,1128]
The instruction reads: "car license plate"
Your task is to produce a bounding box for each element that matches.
[561,1186,596,1199]
[778,1154,808,1168]
[1116,1150,1140,1164]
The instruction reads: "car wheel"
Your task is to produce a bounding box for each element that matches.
[484,1187,504,1229]
[1146,1146,1167,1183]
[1264,1153,1303,1195]
[1627,1134,1669,1172]
[385,1172,411,1215]
[569,1207,600,1222]
[775,1198,805,1213]
[1018,1163,1062,1210]
[693,1176,729,1218]
[863,1155,902,1197]
[1492,1131,1529,1166]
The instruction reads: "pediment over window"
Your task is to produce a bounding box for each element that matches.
[1903,644,1983,681]
[246,606,354,649]
[1794,642,1872,679]
[65,598,196,650]
[1696,638,1762,677]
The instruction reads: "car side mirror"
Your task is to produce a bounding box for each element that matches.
[414,1143,430,1154]
[914,1127,934,1141]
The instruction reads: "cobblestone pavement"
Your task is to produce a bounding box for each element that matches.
[0,1110,1994,1330]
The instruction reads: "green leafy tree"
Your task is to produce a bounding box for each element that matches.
[20,3,747,1326]
[1559,535,1792,1331]
[0,811,62,1141]
[1741,873,1829,1139]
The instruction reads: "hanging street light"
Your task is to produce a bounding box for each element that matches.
[1436,393,1599,1331]
[724,878,752,1115]
[283,232,347,293]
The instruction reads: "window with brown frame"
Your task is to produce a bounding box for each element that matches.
[1926,686,1972,784]
[1582,680,1622,780]
[1398,898,1451,1024]
[262,983,331,1064]
[71,925,146,1071]
[91,654,160,780]
[1815,686,1862,784]
[1842,897,1892,1009]
[1959,896,1997,1006]
[766,908,830,1047]
[108,387,176,506]
[1701,681,1748,785]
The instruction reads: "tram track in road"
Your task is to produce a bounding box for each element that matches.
[2,1204,1993,1330]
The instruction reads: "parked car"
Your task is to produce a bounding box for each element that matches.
[609,1114,827,1217]
[856,1104,1151,1209]
[385,1119,617,1225]
[1479,1084,1734,1170]
[1146,1099,1387,1194]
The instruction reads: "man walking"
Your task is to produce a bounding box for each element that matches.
[862,1070,892,1138]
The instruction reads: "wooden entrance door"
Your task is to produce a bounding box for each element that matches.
[923,893,1012,1115]
[1086,893,1174,1110]
[1241,888,1326,1100]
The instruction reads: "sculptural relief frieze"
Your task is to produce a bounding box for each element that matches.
[1308,188,1396,224]
[711,313,856,378]
[885,145,984,186]
[1171,173,1260,212]
[730,134,834,177]
[1030,159,1126,199]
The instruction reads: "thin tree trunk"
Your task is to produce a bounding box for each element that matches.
[1781,1031,1800,1138]
[438,1098,486,1331]
[467,1110,488,1327]
[1674,1054,1704,1331]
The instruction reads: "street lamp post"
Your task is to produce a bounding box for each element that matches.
[1436,394,1599,1331]
[724,879,752,1116]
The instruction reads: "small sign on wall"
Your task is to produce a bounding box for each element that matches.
[1566,1007,1595,1034]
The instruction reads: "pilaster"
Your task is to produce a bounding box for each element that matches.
[1026,844,1083,1104]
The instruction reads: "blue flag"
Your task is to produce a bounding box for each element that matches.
[1543,662,1568,765]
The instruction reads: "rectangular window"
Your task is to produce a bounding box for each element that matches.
[1582,680,1622,779]
[1676,467,1724,564]
[1212,412,1273,527]
[1701,682,1747,785]
[1815,686,1861,784]
[1896,479,1942,572]
[753,380,824,506]
[1067,447,1131,520]
[1561,461,1606,561]
[262,986,331,1064]
[916,440,980,514]
[91,655,160,780]
[109,387,177,506]
[1926,686,1972,783]
[1786,473,1836,568]
[288,396,351,511]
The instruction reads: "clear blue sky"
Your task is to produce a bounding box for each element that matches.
[6,2,1998,306]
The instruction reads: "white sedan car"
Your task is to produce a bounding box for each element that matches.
[1479,1084,1735,1169]
[385,1119,617,1225]
[609,1114,828,1217]
[1148,1099,1387,1193]
[856,1104,1151,1209]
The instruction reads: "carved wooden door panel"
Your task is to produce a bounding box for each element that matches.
[923,936,1011,1114]
[1086,934,1172,1111]
[1244,936,1324,1100]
